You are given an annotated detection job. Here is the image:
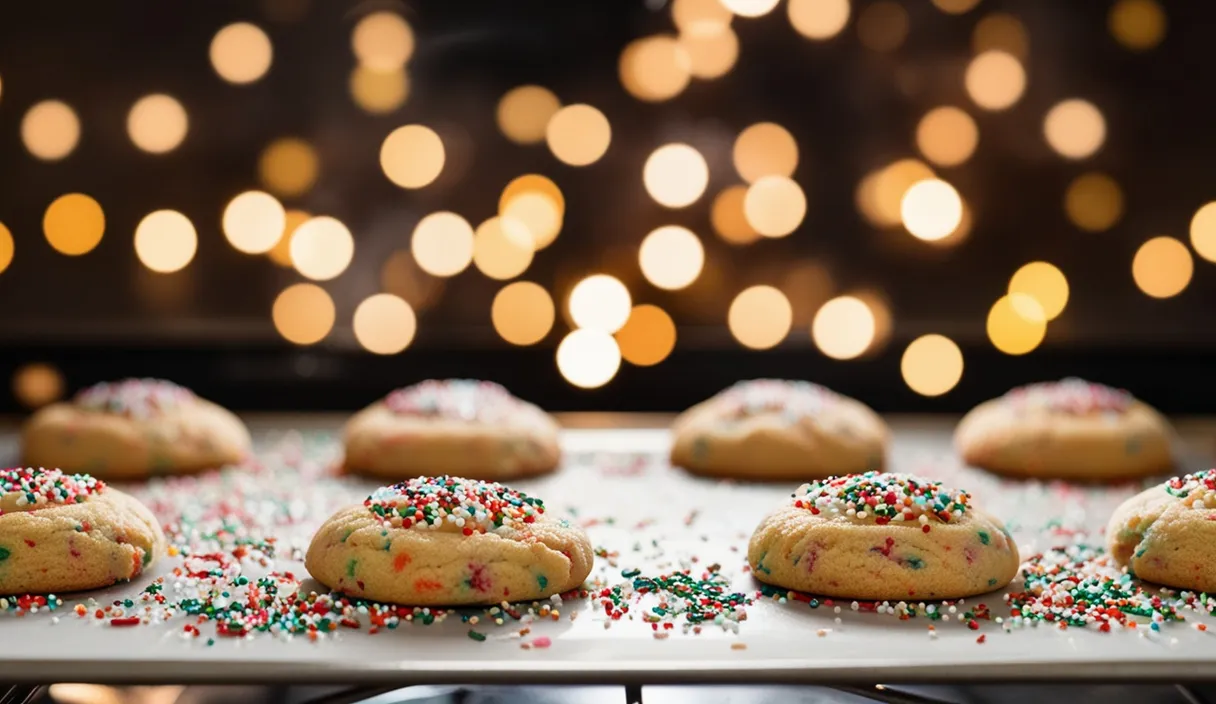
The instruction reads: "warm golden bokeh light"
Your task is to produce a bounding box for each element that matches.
[639,226,705,290]
[728,285,792,350]
[47,685,123,704]
[352,293,416,355]
[901,334,963,396]
[259,138,319,197]
[1189,202,1216,263]
[222,190,286,254]
[497,85,561,145]
[267,209,310,267]
[352,11,415,70]
[644,143,709,208]
[711,185,761,245]
[616,304,677,366]
[556,329,622,389]
[965,51,1026,111]
[672,0,733,36]
[1065,172,1124,232]
[349,66,409,114]
[210,22,273,84]
[22,100,80,161]
[569,274,632,333]
[972,13,1029,60]
[857,1,908,52]
[987,294,1047,356]
[932,0,979,14]
[127,94,188,154]
[1044,99,1106,160]
[289,215,354,281]
[43,194,105,256]
[502,192,563,251]
[811,295,875,360]
[0,223,12,276]
[500,174,566,216]
[411,211,475,277]
[1109,0,1166,51]
[380,124,445,189]
[492,281,555,346]
[859,159,935,228]
[915,107,979,167]
[721,0,781,17]
[134,210,197,274]
[900,179,963,241]
[788,0,851,40]
[1133,236,1193,299]
[852,289,893,351]
[744,176,807,238]
[272,283,335,345]
[619,35,692,103]
[12,362,64,409]
[733,122,799,184]
[1009,261,1069,321]
[473,216,534,280]
[679,27,740,79]
[546,104,611,166]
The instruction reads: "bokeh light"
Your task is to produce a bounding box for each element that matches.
[987,294,1047,355]
[857,1,908,52]
[43,194,105,256]
[500,174,566,216]
[1109,0,1166,51]
[352,12,414,70]
[1132,236,1193,299]
[22,101,80,161]
[349,66,409,114]
[972,13,1029,60]
[1008,261,1069,320]
[353,293,416,355]
[901,334,963,396]
[932,0,979,14]
[380,249,444,313]
[721,0,781,17]
[497,85,561,145]
[616,304,677,366]
[744,176,807,237]
[272,283,334,345]
[12,363,64,409]
[1065,172,1123,232]
[546,104,611,166]
[619,35,691,103]
[267,209,311,267]
[900,179,963,241]
[473,216,533,280]
[1044,99,1106,160]
[711,185,760,245]
[223,191,286,254]
[679,27,739,79]
[639,226,705,290]
[492,281,555,346]
[644,143,709,208]
[380,124,445,189]
[127,94,188,154]
[788,0,851,40]
[259,138,319,197]
[557,329,622,389]
[733,122,799,184]
[811,296,876,360]
[672,0,733,35]
[1189,202,1216,263]
[965,51,1026,111]
[289,215,354,281]
[500,175,565,250]
[134,210,197,273]
[0,223,12,275]
[569,275,632,333]
[915,107,979,167]
[210,22,273,84]
[728,285,792,350]
[858,159,935,228]
[411,212,475,277]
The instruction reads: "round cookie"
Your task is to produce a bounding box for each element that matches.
[748,472,1019,600]
[1107,468,1216,592]
[0,467,166,594]
[669,379,888,480]
[343,380,561,480]
[21,378,251,480]
[955,378,1174,481]
[306,476,594,606]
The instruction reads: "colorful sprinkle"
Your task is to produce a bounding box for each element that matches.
[75,378,195,418]
[1005,378,1132,415]
[0,467,104,515]
[385,380,520,422]
[718,379,836,421]
[792,472,971,525]
[365,476,544,533]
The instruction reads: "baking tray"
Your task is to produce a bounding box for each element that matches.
[2,414,1216,686]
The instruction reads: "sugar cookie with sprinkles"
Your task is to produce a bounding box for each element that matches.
[954,378,1174,481]
[747,472,1019,600]
[343,379,561,480]
[0,467,165,594]
[669,379,888,480]
[1107,468,1216,592]
[305,476,594,606]
[21,378,251,480]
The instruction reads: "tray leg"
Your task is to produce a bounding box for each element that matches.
[0,685,44,704]
[1177,685,1209,704]
[826,685,957,704]
[624,683,643,704]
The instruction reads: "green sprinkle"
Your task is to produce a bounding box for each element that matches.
[346,559,358,578]
[467,629,486,642]
[977,531,991,545]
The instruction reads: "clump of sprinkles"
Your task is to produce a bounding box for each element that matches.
[365,476,544,534]
[0,467,104,515]
[385,379,516,421]
[1006,378,1131,415]
[720,379,835,420]
[1165,469,1216,506]
[75,378,195,418]
[793,472,970,527]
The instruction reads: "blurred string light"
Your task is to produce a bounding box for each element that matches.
[744,176,806,237]
[900,179,963,241]
[353,293,416,354]
[556,329,621,389]
[349,66,409,114]
[1133,236,1192,298]
[679,27,739,79]
[711,185,760,244]
[733,122,799,183]
[1008,261,1069,320]
[915,107,978,167]
[965,51,1026,111]
[43,193,105,256]
[289,215,354,280]
[644,143,709,208]
[853,289,893,351]
[222,190,286,254]
[1109,0,1166,51]
[497,86,561,145]
[931,0,979,14]
[901,334,963,396]
[856,1,908,52]
[619,35,691,102]
[22,100,80,161]
[728,285,792,349]
[811,295,875,360]
[411,212,474,277]
[639,225,704,290]
[272,283,334,345]
[267,209,310,267]
[568,274,631,332]
[492,281,555,345]
[352,11,414,70]
[1044,99,1106,160]
[546,104,611,166]
[972,13,1029,60]
[1189,202,1216,263]
[210,22,273,84]
[500,175,565,250]
[127,95,188,154]
[857,158,934,228]
[380,124,444,189]
[672,0,733,35]
[721,0,781,18]
[987,293,1047,355]
[0,223,12,275]
[12,362,64,409]
[472,216,533,280]
[616,304,677,366]
[259,138,319,197]
[134,210,197,273]
[788,0,851,41]
[1065,172,1123,232]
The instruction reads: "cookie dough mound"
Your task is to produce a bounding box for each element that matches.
[306,476,593,606]
[748,472,1019,600]
[1108,468,1216,592]
[343,380,561,480]
[0,467,166,594]
[955,378,1174,481]
[670,379,888,480]
[21,378,251,480]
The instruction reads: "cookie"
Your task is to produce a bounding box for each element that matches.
[21,378,251,480]
[955,378,1174,481]
[748,472,1019,600]
[306,476,593,606]
[669,379,888,480]
[343,380,561,480]
[0,467,166,594]
[1107,468,1216,592]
